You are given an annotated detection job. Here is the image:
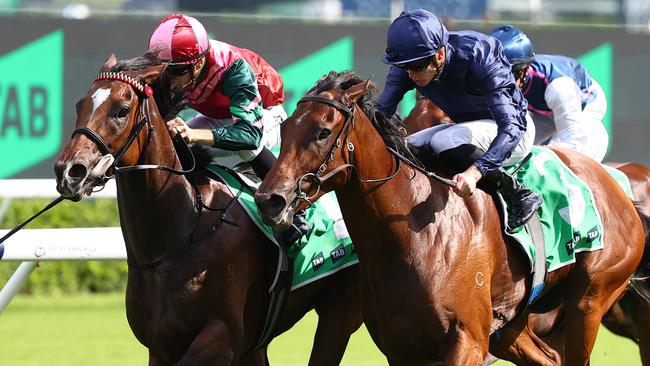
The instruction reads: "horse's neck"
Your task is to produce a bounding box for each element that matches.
[116,123,197,263]
[335,113,450,256]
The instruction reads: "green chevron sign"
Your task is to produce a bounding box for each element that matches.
[280,37,354,115]
[577,43,613,144]
[0,30,63,178]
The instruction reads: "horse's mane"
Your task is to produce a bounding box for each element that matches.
[111,50,188,121]
[308,70,416,162]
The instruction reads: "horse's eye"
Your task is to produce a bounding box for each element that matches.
[117,106,131,119]
[318,128,332,140]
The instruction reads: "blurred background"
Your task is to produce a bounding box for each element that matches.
[1,1,649,365]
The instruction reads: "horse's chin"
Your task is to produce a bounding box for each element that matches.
[56,179,93,202]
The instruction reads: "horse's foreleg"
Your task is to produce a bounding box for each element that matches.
[490,315,560,366]
[308,280,363,366]
[148,350,174,366]
[239,348,269,366]
[176,319,237,366]
[441,327,488,366]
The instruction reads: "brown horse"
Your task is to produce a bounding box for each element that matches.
[403,96,650,364]
[402,91,449,134]
[526,162,650,365]
[54,54,362,365]
[254,70,645,365]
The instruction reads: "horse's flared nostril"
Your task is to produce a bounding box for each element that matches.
[68,164,88,182]
[255,193,287,219]
[266,194,288,218]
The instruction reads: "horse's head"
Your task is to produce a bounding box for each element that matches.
[255,71,376,228]
[55,54,165,200]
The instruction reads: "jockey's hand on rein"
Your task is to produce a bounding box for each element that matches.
[452,165,483,198]
[166,117,192,143]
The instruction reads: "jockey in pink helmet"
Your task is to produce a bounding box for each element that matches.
[149,14,308,245]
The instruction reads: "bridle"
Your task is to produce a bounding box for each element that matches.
[71,71,195,189]
[293,93,457,206]
[71,71,236,271]
[293,95,402,206]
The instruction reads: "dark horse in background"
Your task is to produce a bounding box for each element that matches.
[54,53,362,365]
[255,70,646,365]
[404,95,650,364]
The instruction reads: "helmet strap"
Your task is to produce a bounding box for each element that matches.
[431,46,446,82]
[513,64,530,88]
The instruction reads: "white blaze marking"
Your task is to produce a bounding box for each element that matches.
[91,88,111,114]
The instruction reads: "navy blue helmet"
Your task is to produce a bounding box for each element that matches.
[383,9,448,65]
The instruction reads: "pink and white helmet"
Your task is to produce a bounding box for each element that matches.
[148,14,210,65]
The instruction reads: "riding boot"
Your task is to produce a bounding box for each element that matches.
[483,168,543,231]
[251,148,312,247]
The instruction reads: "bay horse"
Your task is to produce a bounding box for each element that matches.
[525,162,650,365]
[254,70,646,365]
[403,96,650,364]
[54,54,362,365]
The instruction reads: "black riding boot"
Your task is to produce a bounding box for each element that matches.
[483,168,543,230]
[250,148,312,247]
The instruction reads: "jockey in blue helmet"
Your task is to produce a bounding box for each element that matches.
[378,9,542,231]
[491,24,609,162]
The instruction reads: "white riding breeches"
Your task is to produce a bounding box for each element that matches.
[407,113,536,168]
[187,104,286,168]
[534,78,609,162]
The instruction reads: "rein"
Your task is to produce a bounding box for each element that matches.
[75,71,231,271]
[293,95,454,205]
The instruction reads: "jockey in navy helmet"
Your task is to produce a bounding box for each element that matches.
[377,9,542,231]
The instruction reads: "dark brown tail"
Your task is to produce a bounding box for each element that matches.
[630,202,650,303]
[636,201,650,246]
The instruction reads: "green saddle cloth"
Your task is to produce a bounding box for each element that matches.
[207,164,358,290]
[505,146,633,272]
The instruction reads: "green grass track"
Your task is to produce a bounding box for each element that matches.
[0,293,641,365]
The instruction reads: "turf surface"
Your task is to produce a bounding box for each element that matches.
[0,293,641,365]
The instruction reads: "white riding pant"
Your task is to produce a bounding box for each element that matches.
[534,79,608,162]
[407,113,536,168]
[187,104,286,169]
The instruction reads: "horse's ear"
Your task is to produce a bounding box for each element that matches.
[100,54,117,72]
[138,70,160,86]
[343,79,371,104]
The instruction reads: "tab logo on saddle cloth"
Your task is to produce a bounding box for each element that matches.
[330,244,347,263]
[311,252,325,270]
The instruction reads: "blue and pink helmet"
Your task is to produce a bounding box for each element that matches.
[148,14,210,65]
[490,24,535,66]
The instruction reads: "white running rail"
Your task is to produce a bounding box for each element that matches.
[0,179,123,314]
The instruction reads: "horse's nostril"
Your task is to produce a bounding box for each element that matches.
[68,164,88,180]
[266,194,288,218]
